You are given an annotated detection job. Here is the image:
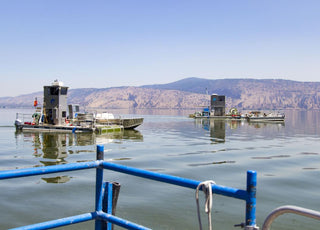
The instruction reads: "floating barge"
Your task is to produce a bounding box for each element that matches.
[15,122,124,134]
[190,94,243,120]
[190,94,285,122]
[15,80,143,133]
[15,122,94,133]
[190,108,243,120]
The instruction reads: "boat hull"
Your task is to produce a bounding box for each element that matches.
[247,116,285,122]
[95,118,144,129]
[15,123,124,133]
[15,123,94,133]
[194,115,243,120]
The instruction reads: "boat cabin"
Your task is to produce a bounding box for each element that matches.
[211,94,226,116]
[43,80,69,125]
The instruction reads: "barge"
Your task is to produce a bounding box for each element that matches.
[14,80,143,133]
[189,94,285,122]
[189,94,243,120]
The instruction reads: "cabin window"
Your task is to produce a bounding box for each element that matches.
[218,96,225,101]
[50,87,59,95]
[61,87,68,95]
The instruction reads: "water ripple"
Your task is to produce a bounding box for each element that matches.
[252,154,291,160]
[188,160,236,167]
[300,152,319,155]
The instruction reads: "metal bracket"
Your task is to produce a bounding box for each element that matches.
[245,226,260,230]
[234,223,245,228]
[234,223,259,230]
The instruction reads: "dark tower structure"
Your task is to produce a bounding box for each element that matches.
[211,94,225,116]
[43,80,68,125]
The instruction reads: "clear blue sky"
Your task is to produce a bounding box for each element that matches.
[1,0,319,97]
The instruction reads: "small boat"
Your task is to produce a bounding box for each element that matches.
[246,111,285,122]
[94,112,144,129]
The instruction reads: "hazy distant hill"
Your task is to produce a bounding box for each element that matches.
[1,78,320,110]
[142,78,320,110]
[142,77,242,98]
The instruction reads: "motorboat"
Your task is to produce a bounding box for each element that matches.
[245,111,285,122]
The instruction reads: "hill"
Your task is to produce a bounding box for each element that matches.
[143,78,320,110]
[1,78,320,110]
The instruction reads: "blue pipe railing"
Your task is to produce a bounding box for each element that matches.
[0,145,258,230]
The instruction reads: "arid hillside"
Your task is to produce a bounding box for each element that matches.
[1,78,320,110]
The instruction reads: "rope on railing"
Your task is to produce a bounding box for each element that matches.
[195,180,216,230]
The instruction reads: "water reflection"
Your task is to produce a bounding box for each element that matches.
[209,119,226,143]
[41,133,69,165]
[195,119,242,143]
[41,176,71,183]
[195,118,285,143]
[14,130,143,183]
[247,121,285,129]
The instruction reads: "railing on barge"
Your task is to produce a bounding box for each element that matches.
[0,145,258,230]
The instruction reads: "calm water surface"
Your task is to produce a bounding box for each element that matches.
[0,108,319,230]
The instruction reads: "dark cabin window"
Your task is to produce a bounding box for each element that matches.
[61,87,68,95]
[50,87,59,95]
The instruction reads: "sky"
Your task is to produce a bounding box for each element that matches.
[1,0,320,97]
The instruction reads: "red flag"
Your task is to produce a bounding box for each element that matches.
[34,98,38,107]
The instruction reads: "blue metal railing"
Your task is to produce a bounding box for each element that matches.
[0,145,258,230]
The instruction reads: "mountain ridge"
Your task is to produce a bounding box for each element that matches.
[1,78,320,110]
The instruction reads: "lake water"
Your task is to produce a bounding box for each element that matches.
[0,108,319,230]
